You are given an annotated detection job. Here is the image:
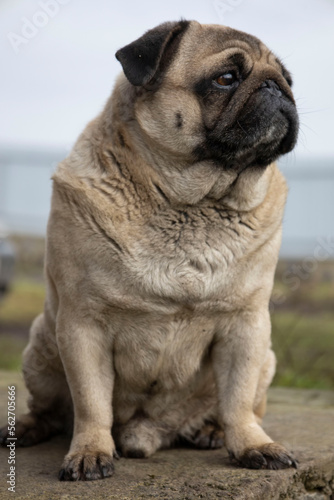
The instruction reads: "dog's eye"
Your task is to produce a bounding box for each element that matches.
[213,72,237,88]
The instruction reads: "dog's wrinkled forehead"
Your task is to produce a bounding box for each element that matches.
[169,22,289,85]
[116,21,292,90]
[184,22,264,59]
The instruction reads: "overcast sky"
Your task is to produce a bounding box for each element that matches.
[1,0,334,160]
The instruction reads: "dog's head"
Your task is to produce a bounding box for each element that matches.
[116,20,298,172]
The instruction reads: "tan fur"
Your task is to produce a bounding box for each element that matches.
[1,21,298,479]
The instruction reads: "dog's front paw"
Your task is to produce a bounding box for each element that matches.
[59,451,114,481]
[232,442,298,470]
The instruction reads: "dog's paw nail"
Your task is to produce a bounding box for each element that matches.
[101,466,109,477]
[58,469,66,481]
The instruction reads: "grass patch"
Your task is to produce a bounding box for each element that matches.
[273,261,334,311]
[0,281,45,326]
[272,312,334,389]
[0,335,28,371]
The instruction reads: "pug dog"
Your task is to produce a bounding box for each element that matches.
[1,20,299,480]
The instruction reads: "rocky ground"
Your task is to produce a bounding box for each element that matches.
[0,371,333,499]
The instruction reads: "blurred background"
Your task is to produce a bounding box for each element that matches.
[0,0,333,389]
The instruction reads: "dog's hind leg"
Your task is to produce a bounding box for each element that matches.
[0,313,72,447]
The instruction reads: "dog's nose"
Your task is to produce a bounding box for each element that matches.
[260,80,282,97]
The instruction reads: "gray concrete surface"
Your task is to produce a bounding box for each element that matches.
[0,370,333,499]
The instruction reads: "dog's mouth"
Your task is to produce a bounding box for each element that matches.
[194,80,299,170]
[227,107,298,169]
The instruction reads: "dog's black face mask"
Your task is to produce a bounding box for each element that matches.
[192,35,299,170]
[194,69,299,170]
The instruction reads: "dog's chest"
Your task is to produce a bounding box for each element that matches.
[124,205,254,308]
[112,312,216,395]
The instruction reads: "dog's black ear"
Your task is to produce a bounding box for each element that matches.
[115,20,190,87]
